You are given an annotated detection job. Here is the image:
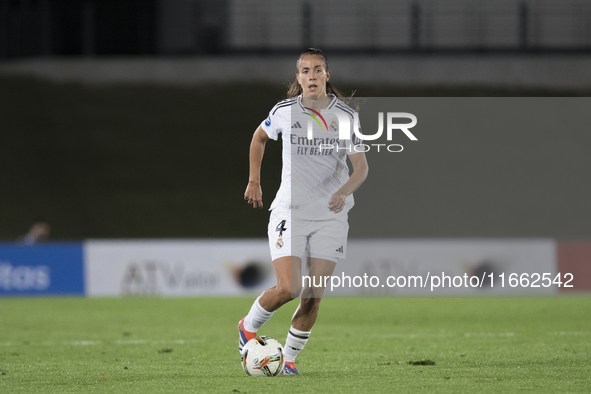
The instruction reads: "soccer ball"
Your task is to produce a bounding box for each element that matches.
[241,336,285,377]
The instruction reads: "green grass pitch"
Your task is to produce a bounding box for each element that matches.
[0,297,590,393]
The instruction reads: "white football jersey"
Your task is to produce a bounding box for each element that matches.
[261,94,362,220]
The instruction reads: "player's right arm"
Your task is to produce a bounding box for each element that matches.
[244,125,270,209]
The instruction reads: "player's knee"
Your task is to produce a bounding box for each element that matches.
[276,285,300,304]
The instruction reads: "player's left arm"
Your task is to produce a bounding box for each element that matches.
[328,152,369,213]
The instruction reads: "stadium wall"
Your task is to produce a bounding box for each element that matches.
[2,56,591,90]
[1,240,589,297]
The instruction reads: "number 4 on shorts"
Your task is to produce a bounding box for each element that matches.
[275,220,287,237]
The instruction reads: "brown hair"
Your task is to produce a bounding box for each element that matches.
[286,48,352,99]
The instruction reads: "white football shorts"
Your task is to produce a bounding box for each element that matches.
[267,208,349,263]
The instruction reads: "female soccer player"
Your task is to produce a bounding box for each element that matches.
[240,48,368,375]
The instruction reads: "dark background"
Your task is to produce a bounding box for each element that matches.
[350,97,591,239]
[1,0,590,240]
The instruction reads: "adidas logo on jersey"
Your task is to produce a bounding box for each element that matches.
[291,121,302,129]
[335,246,343,253]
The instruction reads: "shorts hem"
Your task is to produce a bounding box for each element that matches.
[270,252,306,262]
[309,253,340,264]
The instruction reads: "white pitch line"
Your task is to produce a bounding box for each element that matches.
[0,339,192,347]
[551,331,589,336]
[378,332,517,339]
[115,340,148,345]
[67,341,103,346]
[115,339,186,345]
[464,332,515,337]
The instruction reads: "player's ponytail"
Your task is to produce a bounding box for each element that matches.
[286,78,302,98]
[286,48,354,101]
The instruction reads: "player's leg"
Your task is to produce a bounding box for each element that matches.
[260,256,303,310]
[282,216,346,374]
[282,257,336,374]
[239,210,304,353]
[292,257,336,330]
[242,255,302,329]
[239,256,302,352]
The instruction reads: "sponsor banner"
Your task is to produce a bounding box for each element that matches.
[84,240,274,297]
[328,239,558,296]
[556,241,591,292]
[0,243,84,296]
[1,239,576,297]
[84,239,561,297]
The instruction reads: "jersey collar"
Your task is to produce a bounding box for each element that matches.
[298,94,338,112]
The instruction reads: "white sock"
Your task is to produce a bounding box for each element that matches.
[243,296,274,332]
[284,326,311,362]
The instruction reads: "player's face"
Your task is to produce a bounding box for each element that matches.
[296,54,331,97]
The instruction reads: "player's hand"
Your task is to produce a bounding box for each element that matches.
[328,192,347,213]
[244,182,263,209]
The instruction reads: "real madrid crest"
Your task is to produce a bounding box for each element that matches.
[329,120,338,132]
[276,238,284,249]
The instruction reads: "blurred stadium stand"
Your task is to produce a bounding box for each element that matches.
[2,0,591,57]
[3,0,591,89]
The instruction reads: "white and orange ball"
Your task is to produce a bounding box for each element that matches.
[241,336,285,377]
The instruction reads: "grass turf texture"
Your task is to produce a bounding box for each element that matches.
[1,297,590,393]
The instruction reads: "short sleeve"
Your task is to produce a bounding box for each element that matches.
[261,111,280,141]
